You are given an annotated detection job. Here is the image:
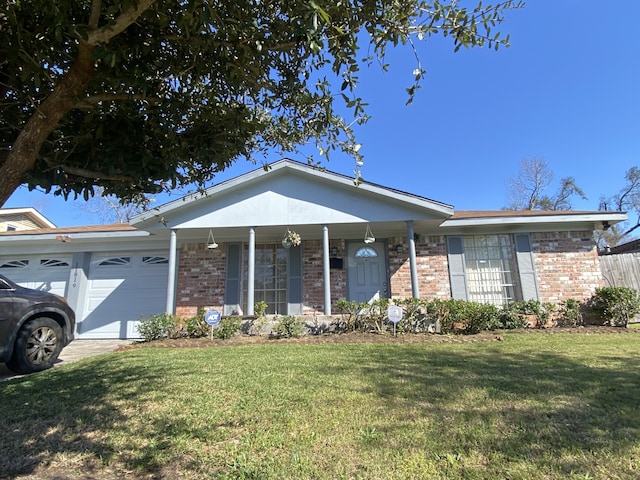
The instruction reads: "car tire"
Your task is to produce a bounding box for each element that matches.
[7,317,64,374]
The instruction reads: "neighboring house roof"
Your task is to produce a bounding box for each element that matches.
[0,223,136,237]
[0,207,56,231]
[604,238,640,255]
[0,223,158,253]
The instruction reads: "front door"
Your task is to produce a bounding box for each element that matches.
[347,242,387,303]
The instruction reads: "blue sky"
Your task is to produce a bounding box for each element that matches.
[6,0,640,226]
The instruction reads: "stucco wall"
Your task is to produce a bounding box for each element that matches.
[531,231,603,302]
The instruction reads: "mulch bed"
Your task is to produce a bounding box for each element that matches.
[117,326,639,351]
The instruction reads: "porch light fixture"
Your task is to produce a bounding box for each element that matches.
[363,224,375,244]
[396,245,404,254]
[330,246,338,256]
[206,229,218,249]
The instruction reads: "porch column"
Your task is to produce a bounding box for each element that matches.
[247,226,256,316]
[165,229,178,313]
[407,220,420,298]
[322,225,331,315]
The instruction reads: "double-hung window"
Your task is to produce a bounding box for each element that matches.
[463,235,519,306]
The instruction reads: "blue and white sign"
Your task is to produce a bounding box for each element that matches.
[204,309,221,326]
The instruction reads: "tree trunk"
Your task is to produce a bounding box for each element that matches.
[0,45,96,206]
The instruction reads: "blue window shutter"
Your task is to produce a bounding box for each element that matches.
[288,245,303,315]
[224,243,242,315]
[446,236,468,300]
[514,233,539,301]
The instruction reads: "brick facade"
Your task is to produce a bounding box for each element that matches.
[172,231,603,318]
[531,231,603,303]
[302,240,347,314]
[389,235,451,300]
[175,242,226,318]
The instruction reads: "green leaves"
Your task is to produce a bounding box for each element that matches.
[1,0,523,205]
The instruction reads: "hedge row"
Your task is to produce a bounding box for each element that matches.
[137,287,640,342]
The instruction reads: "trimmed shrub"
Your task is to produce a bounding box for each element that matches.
[212,316,242,340]
[273,315,303,338]
[589,287,640,327]
[393,297,427,333]
[336,300,369,332]
[498,303,529,330]
[137,312,178,342]
[556,298,584,327]
[184,308,209,337]
[364,298,390,333]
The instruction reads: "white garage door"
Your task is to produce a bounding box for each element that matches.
[78,253,169,339]
[0,256,72,297]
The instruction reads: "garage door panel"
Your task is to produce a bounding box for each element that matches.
[79,253,169,339]
[0,256,71,297]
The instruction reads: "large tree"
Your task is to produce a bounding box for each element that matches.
[598,166,640,247]
[505,156,586,210]
[1,0,523,206]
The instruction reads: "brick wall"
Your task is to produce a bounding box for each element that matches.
[175,242,226,318]
[172,232,601,317]
[531,231,603,302]
[389,235,451,300]
[302,239,346,314]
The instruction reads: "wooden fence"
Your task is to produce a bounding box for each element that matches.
[599,253,640,290]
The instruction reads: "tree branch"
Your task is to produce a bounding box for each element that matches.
[88,0,102,30]
[74,94,161,108]
[87,0,157,45]
[45,160,134,183]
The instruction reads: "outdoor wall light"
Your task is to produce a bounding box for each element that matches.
[206,229,218,249]
[330,246,338,256]
[363,224,375,244]
[396,245,404,253]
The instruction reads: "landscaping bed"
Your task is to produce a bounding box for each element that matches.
[119,325,640,350]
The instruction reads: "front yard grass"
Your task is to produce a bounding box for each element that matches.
[1,332,639,479]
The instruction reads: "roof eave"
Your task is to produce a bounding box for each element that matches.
[439,212,628,230]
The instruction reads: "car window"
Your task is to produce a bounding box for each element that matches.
[0,279,14,290]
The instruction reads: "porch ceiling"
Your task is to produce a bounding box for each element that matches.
[154,218,444,244]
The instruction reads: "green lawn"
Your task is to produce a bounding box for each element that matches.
[2,333,640,479]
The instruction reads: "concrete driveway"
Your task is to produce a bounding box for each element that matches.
[0,339,131,381]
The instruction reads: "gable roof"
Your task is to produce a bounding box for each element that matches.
[0,207,56,230]
[131,159,455,239]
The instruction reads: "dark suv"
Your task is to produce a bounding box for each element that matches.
[0,274,75,374]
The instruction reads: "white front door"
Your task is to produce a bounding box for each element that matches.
[347,242,387,303]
